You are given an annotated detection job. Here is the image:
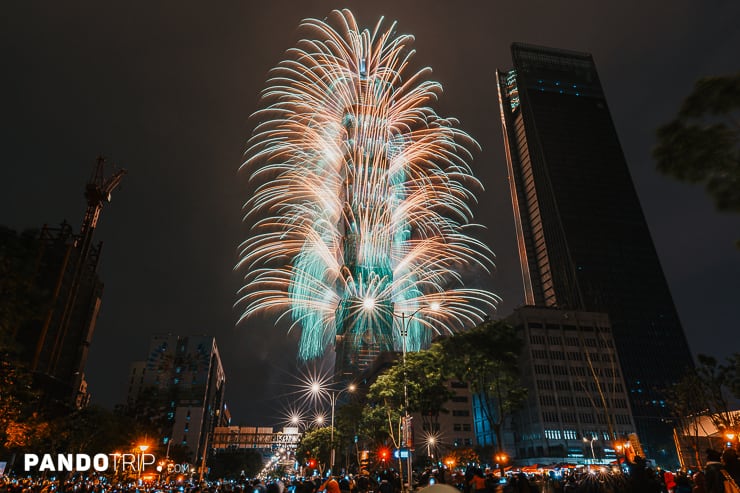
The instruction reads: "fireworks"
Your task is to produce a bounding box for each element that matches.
[237,9,498,361]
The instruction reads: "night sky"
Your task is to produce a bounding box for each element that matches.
[2,1,739,426]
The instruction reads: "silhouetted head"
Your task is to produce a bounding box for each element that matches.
[706,448,722,462]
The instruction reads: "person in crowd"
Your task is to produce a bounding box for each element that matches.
[377,475,393,493]
[703,449,725,493]
[469,468,488,493]
[675,470,692,493]
[318,477,339,493]
[663,469,677,493]
[692,470,707,493]
[722,448,740,485]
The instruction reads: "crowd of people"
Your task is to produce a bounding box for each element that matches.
[422,448,740,493]
[2,448,739,493]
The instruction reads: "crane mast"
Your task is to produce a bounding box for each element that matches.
[33,156,126,406]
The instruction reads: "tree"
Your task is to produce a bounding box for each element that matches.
[694,354,740,433]
[56,405,134,455]
[653,73,740,246]
[0,354,38,451]
[405,344,455,433]
[359,344,453,449]
[296,427,335,473]
[334,398,365,471]
[666,354,740,467]
[666,371,711,469]
[442,447,479,469]
[361,343,453,454]
[726,353,740,399]
[0,227,46,343]
[439,320,527,455]
[360,371,404,449]
[0,227,48,458]
[3,413,51,451]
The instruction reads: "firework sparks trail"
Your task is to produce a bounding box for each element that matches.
[236,9,499,361]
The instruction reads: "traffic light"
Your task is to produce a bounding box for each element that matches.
[379,447,390,462]
[306,451,316,469]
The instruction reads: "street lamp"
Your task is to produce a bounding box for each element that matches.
[583,436,597,464]
[424,434,437,460]
[138,444,150,480]
[374,302,440,493]
[309,381,356,473]
[494,453,508,478]
[725,431,737,449]
[111,452,122,481]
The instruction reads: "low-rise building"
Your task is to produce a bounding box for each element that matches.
[505,306,637,464]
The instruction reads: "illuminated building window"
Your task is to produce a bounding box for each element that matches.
[545,429,562,440]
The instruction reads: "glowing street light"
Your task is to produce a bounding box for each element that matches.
[583,435,597,463]
[726,431,737,449]
[308,381,356,472]
[360,301,442,493]
[495,453,508,478]
[423,434,438,459]
[137,443,150,479]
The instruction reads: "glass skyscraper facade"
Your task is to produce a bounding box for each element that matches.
[496,43,693,458]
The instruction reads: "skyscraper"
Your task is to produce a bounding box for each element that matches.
[238,11,497,382]
[496,43,694,457]
[126,335,228,469]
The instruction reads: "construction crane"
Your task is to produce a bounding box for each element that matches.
[33,156,126,405]
[80,155,128,237]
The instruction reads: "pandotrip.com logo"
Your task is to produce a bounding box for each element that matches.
[23,453,158,473]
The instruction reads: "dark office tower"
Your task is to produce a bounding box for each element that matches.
[496,43,694,458]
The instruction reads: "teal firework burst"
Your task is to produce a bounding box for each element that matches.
[237,9,499,365]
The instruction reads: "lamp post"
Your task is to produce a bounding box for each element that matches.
[426,436,436,461]
[138,444,149,480]
[494,453,508,479]
[111,452,122,482]
[399,311,414,493]
[310,381,356,473]
[361,299,441,493]
[725,431,738,451]
[394,303,441,493]
[583,436,597,464]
